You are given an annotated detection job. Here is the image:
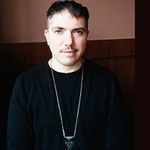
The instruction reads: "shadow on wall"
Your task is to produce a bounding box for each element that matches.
[0,51,31,150]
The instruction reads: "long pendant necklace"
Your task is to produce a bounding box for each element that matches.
[50,63,84,150]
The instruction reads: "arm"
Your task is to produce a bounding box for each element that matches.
[101,77,132,150]
[7,78,35,150]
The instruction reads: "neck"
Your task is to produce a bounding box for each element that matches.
[48,58,84,73]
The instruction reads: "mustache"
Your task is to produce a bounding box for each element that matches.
[60,47,78,52]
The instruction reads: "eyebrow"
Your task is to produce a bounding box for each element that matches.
[52,26,87,32]
[73,27,87,32]
[52,27,64,31]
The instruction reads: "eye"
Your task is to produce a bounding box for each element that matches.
[73,28,86,36]
[54,29,63,35]
[75,30,84,35]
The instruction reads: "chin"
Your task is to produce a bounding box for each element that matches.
[61,59,79,66]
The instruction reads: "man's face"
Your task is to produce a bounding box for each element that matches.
[44,10,89,68]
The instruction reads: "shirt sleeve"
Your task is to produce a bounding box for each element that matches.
[101,76,132,150]
[7,78,35,150]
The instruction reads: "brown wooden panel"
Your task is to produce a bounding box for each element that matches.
[0,42,51,65]
[85,39,135,59]
[0,39,135,65]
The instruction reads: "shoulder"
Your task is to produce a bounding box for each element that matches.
[16,60,49,84]
[84,59,117,81]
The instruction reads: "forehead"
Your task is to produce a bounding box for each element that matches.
[47,10,86,29]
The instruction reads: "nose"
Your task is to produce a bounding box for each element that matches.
[64,32,73,47]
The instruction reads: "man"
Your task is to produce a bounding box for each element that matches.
[7,0,130,150]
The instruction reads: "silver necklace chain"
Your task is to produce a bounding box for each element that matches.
[50,63,84,141]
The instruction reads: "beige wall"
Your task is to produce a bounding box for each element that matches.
[0,0,135,43]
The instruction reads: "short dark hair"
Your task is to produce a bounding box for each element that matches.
[47,0,89,28]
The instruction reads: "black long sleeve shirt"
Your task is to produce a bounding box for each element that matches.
[7,59,131,150]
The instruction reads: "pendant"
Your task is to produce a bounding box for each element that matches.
[64,136,75,150]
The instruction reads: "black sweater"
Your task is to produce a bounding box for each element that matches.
[7,59,130,150]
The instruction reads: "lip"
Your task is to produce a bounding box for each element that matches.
[60,49,78,57]
[62,50,76,53]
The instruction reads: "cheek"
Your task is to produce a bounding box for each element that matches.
[50,36,64,46]
[49,37,64,53]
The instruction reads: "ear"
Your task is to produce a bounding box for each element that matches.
[44,29,49,45]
